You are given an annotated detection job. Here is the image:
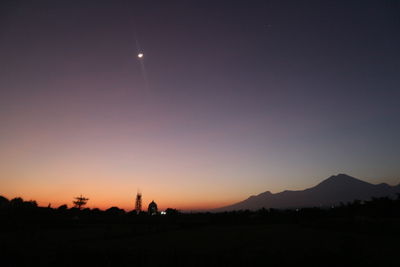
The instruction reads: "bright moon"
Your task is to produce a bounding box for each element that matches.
[138,53,144,58]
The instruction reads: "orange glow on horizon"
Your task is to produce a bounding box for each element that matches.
[0,192,236,211]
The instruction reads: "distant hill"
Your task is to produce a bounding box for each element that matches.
[215,174,400,211]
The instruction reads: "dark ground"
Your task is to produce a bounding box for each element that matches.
[1,198,400,266]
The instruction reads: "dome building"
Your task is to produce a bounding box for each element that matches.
[148,200,158,215]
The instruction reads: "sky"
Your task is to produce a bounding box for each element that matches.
[1,0,399,211]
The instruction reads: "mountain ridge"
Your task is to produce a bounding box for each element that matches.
[215,174,400,211]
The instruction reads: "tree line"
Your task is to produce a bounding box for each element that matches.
[1,194,399,220]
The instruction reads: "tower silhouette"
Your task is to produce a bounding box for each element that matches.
[135,191,142,214]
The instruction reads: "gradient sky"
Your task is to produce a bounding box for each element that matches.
[1,0,399,211]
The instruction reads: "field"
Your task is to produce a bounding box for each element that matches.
[1,208,399,267]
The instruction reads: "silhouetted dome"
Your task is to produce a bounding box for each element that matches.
[148,200,158,215]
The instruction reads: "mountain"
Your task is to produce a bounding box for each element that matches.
[215,174,400,211]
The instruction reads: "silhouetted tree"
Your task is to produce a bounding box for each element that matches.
[165,208,180,216]
[0,195,9,209]
[10,197,24,208]
[57,204,68,211]
[24,200,38,209]
[106,207,125,215]
[73,195,89,209]
[81,208,91,215]
[91,208,101,213]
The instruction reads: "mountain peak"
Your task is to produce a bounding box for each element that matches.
[316,173,370,188]
[331,173,355,180]
[336,173,352,177]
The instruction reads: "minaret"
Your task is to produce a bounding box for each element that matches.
[135,191,142,214]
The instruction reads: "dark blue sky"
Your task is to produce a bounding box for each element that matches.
[1,0,399,209]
